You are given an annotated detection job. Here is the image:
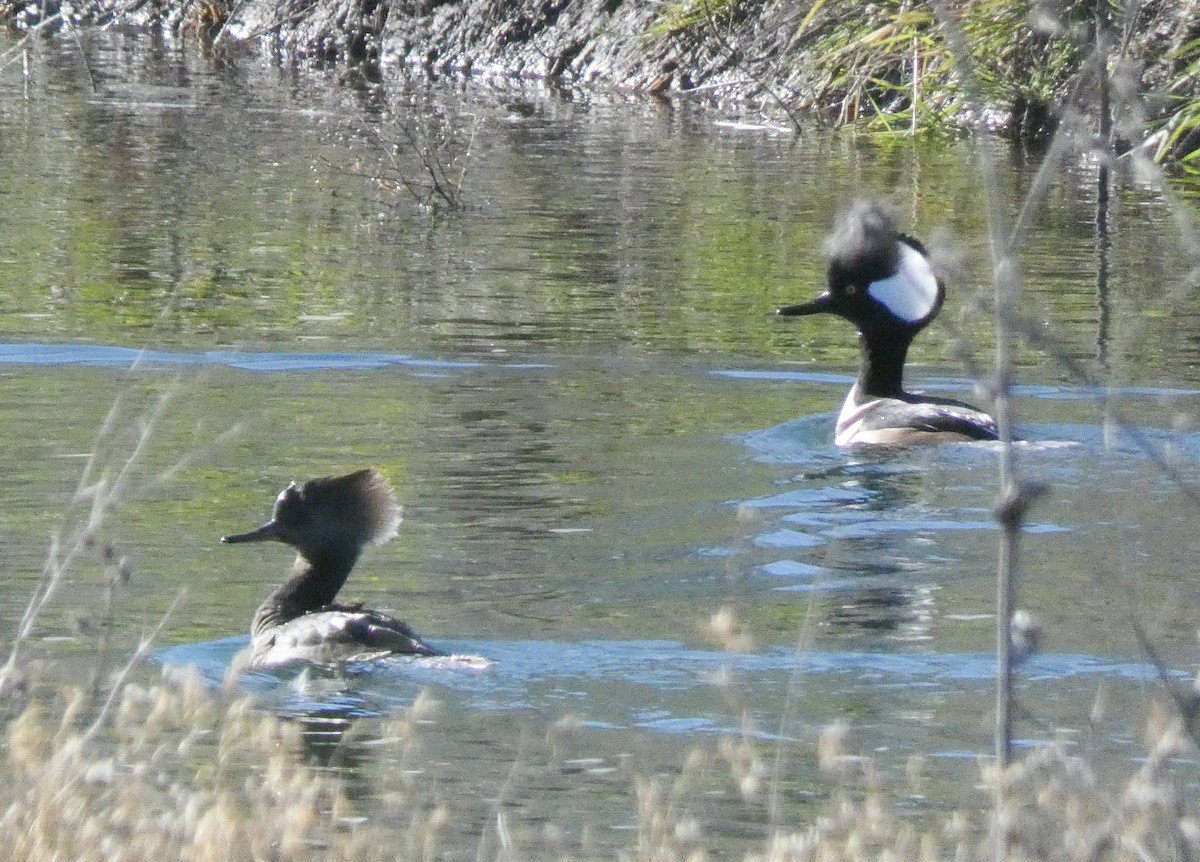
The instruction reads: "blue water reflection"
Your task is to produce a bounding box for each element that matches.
[0,342,553,373]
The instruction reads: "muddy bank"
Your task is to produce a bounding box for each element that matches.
[381,1,793,106]
[259,0,1198,153]
[228,0,800,113]
[5,0,1199,159]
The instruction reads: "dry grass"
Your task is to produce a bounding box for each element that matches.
[0,670,455,862]
[2,667,1198,862]
[754,705,1200,862]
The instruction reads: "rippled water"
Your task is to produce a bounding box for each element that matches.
[3,25,1200,856]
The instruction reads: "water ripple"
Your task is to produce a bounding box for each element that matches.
[156,637,1167,727]
[0,342,551,373]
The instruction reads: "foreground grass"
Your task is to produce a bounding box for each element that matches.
[2,672,446,862]
[2,667,1196,862]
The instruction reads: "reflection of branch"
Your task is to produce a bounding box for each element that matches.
[399,119,456,208]
[61,10,98,92]
[357,106,474,214]
[0,8,63,71]
[2,3,105,90]
[453,113,477,205]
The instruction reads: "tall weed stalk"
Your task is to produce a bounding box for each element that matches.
[933,0,1200,856]
[0,370,236,715]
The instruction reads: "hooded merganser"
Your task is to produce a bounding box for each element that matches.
[223,469,444,668]
[776,202,999,446]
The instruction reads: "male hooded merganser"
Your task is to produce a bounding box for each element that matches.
[776,202,999,446]
[223,469,444,668]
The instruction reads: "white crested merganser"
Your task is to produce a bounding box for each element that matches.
[223,469,444,668]
[776,202,999,446]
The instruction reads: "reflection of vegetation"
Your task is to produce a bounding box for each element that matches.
[4,0,1197,165]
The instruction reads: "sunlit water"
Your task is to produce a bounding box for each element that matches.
[3,26,1200,856]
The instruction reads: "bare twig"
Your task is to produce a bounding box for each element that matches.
[928,7,1030,860]
[0,9,64,71]
[356,104,472,213]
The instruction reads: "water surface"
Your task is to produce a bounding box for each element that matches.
[3,26,1200,857]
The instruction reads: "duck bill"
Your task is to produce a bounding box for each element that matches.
[221,520,281,544]
[776,293,835,316]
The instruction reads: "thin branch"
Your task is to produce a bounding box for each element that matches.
[1,371,236,684]
[0,10,63,71]
[84,589,186,742]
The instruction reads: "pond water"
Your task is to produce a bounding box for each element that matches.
[3,25,1200,858]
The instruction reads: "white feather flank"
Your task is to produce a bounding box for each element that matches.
[866,242,939,323]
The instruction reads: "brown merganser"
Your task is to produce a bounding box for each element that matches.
[223,469,443,668]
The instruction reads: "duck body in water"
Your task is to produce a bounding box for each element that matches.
[223,469,444,669]
[776,201,999,446]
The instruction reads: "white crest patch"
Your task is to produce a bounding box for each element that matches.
[866,242,939,323]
